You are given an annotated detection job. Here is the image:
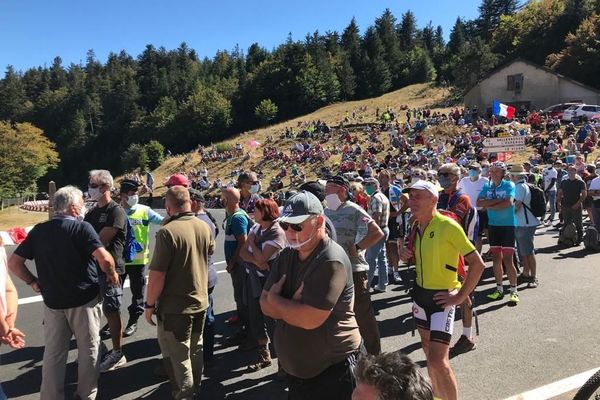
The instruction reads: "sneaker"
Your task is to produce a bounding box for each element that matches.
[100,350,126,372]
[508,292,519,306]
[527,278,539,288]
[450,335,476,355]
[517,274,533,285]
[372,287,386,294]
[123,319,138,337]
[544,220,552,226]
[390,271,403,284]
[486,290,504,301]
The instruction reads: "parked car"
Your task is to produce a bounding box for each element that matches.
[562,104,600,122]
[542,102,582,119]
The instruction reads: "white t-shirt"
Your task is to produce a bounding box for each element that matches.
[196,213,218,289]
[0,247,7,318]
[458,177,489,210]
[543,167,558,191]
[588,176,600,200]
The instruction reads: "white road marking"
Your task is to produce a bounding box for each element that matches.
[504,367,600,400]
[18,260,229,305]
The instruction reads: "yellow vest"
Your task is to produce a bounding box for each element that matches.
[126,205,151,265]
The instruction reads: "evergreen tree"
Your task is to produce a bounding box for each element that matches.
[0,66,30,121]
[398,11,417,51]
[448,18,467,54]
[375,9,402,85]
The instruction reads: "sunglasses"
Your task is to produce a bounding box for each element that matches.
[280,218,313,232]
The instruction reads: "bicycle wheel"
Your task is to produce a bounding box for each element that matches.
[574,370,600,400]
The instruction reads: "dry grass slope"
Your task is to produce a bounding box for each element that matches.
[149,83,455,196]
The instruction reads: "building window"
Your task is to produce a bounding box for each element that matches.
[507,74,523,92]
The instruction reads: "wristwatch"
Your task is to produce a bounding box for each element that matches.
[144,302,155,309]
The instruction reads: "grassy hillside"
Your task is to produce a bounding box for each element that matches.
[147,83,455,197]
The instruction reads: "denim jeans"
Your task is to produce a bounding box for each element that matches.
[366,226,389,291]
[546,190,557,221]
[203,287,215,363]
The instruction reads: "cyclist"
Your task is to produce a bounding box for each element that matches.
[400,180,485,400]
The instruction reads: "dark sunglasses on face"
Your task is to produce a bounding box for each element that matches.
[438,172,454,177]
[280,221,306,232]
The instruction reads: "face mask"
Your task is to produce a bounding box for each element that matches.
[438,176,453,189]
[287,220,317,249]
[325,193,342,211]
[468,170,478,179]
[365,186,375,196]
[77,205,87,222]
[88,187,102,201]
[250,184,260,194]
[127,195,139,208]
[411,178,420,184]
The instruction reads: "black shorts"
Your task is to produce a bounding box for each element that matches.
[411,285,456,345]
[477,210,488,235]
[387,220,399,241]
[488,225,516,253]
[99,274,123,314]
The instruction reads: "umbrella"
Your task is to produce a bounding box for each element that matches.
[247,140,261,148]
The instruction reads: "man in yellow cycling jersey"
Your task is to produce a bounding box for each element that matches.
[400,180,485,400]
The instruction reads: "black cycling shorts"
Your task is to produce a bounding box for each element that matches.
[411,285,456,345]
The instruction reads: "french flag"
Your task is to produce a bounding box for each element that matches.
[492,100,515,119]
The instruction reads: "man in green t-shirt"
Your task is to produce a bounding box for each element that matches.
[145,186,214,399]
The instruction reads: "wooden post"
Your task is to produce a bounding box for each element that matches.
[48,181,56,219]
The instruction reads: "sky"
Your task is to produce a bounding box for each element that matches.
[0,0,480,73]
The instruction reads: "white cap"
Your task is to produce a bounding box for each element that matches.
[402,179,439,198]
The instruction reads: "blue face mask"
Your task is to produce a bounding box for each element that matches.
[468,170,478,178]
[438,176,453,189]
[365,186,375,196]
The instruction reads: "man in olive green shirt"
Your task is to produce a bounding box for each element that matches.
[145,186,214,400]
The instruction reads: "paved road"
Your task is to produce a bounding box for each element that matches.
[2,209,600,399]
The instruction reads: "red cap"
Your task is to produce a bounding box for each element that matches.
[165,174,189,188]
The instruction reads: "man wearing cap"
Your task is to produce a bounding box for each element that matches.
[477,162,520,306]
[363,177,390,293]
[119,179,164,337]
[145,186,214,399]
[260,191,362,399]
[299,181,337,242]
[510,165,540,288]
[165,173,190,188]
[377,169,404,285]
[325,175,384,355]
[399,180,485,400]
[458,162,488,252]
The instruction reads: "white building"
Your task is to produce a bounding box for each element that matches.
[463,58,600,114]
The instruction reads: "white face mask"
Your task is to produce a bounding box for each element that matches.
[325,193,342,211]
[77,205,87,222]
[287,219,317,249]
[250,184,260,194]
[88,187,102,201]
[411,178,420,184]
[126,195,139,208]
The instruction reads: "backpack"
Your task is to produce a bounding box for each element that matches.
[583,225,600,251]
[442,190,479,244]
[522,183,546,219]
[123,217,143,263]
[558,222,578,247]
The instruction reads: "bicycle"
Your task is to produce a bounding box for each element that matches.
[573,369,600,400]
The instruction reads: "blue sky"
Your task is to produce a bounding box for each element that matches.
[0,0,480,73]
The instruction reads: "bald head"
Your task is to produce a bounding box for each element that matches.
[221,187,241,211]
[166,186,191,213]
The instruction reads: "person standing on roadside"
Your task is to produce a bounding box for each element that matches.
[325,175,384,355]
[118,179,163,338]
[222,188,252,338]
[85,169,128,372]
[477,162,520,306]
[363,177,390,293]
[458,162,488,253]
[399,180,485,400]
[1,236,26,398]
[557,165,587,245]
[238,171,262,219]
[145,186,214,400]
[377,169,404,285]
[261,191,362,400]
[9,186,117,400]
